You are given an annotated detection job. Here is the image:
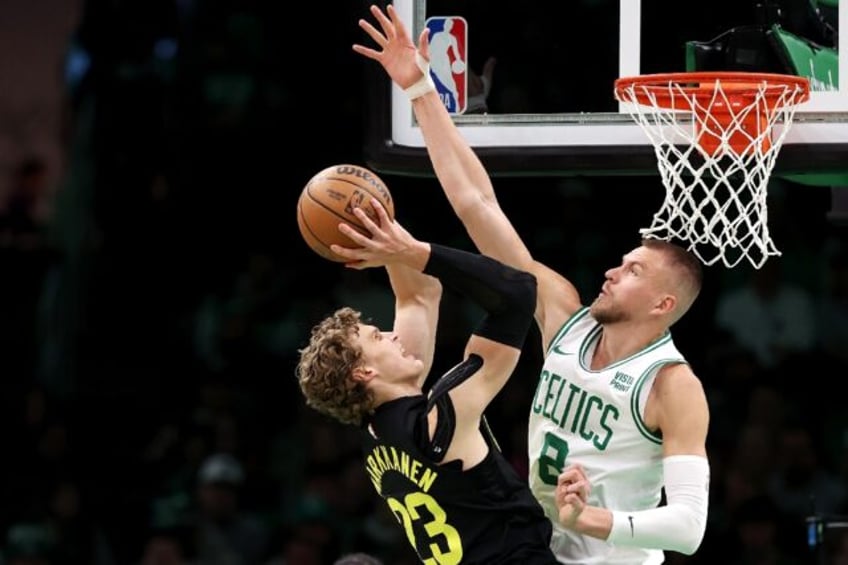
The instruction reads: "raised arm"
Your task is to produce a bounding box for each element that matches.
[332,203,535,420]
[353,4,582,345]
[354,5,522,264]
[385,261,441,387]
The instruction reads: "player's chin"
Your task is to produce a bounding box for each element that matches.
[589,301,615,323]
[408,358,427,377]
[399,354,422,369]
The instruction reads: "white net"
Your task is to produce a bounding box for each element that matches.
[615,75,809,268]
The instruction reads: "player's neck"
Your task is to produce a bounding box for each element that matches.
[372,380,422,406]
[592,323,667,370]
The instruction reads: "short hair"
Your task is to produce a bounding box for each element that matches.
[296,307,375,426]
[641,238,703,322]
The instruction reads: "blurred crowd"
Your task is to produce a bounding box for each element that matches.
[2,159,846,565]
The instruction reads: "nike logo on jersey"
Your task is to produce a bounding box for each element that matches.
[551,345,574,356]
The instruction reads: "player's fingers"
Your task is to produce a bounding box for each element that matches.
[328,243,365,263]
[558,489,582,507]
[372,4,396,40]
[563,493,584,511]
[566,480,590,500]
[418,29,430,59]
[557,468,581,487]
[343,258,369,270]
[554,485,565,506]
[338,222,374,246]
[563,463,588,482]
[565,480,584,493]
[352,207,382,234]
[352,44,382,63]
[369,199,391,224]
[329,242,377,270]
[358,20,387,49]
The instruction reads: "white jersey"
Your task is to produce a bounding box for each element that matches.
[527,307,687,565]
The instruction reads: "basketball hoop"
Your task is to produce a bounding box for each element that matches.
[614,72,810,268]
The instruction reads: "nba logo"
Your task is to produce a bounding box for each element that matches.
[425,16,468,114]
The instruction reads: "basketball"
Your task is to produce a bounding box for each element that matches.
[297,164,395,262]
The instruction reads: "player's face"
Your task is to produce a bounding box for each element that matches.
[590,246,672,324]
[353,323,423,384]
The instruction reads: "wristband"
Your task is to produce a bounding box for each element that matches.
[404,52,436,100]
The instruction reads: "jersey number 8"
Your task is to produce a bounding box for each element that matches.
[539,432,570,486]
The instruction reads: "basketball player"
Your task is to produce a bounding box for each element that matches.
[296,201,574,564]
[353,5,711,564]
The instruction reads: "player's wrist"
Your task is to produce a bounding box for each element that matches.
[404,74,436,100]
[404,240,431,272]
[572,505,613,540]
[404,52,436,100]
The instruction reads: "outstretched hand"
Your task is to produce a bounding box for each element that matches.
[353,4,430,89]
[330,200,427,271]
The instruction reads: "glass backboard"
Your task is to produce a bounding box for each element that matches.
[364,0,847,180]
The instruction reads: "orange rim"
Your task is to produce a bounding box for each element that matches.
[614,72,811,111]
[615,72,811,155]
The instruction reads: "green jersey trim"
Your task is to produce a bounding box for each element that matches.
[630,360,685,444]
[579,327,673,373]
[544,306,590,356]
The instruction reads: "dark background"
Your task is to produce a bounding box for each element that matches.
[0,1,846,564]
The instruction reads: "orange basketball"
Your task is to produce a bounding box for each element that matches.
[297,164,395,262]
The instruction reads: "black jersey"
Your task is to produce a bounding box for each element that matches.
[360,389,557,564]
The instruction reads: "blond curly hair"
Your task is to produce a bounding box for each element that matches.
[296,307,376,426]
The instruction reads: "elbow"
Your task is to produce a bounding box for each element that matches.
[420,278,443,304]
[499,270,536,320]
[452,190,492,222]
[675,538,703,557]
[675,538,702,557]
[515,272,538,316]
[473,273,536,349]
[670,511,707,555]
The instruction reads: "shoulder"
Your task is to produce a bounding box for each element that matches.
[654,363,706,401]
[652,363,709,454]
[644,362,707,422]
[647,363,709,427]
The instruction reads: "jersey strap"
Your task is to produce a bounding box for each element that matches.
[423,354,484,461]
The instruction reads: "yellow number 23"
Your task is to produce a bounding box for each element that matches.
[387,492,463,565]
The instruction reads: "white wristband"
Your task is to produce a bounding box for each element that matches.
[404,52,436,100]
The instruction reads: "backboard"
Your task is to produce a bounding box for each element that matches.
[363,0,847,181]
